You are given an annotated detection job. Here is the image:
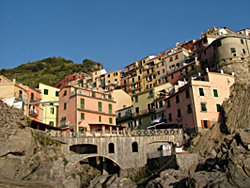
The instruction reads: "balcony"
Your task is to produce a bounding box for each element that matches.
[116,114,133,123]
[132,108,155,118]
[29,109,38,117]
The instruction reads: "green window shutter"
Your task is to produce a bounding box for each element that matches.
[55,91,59,97]
[31,93,34,100]
[81,113,85,120]
[213,89,218,97]
[231,48,236,53]
[64,90,67,96]
[199,88,205,96]
[99,116,101,122]
[98,102,102,112]
[44,89,48,95]
[109,118,113,124]
[64,103,67,110]
[216,104,221,112]
[81,98,85,109]
[92,92,95,97]
[201,103,207,111]
[109,104,112,114]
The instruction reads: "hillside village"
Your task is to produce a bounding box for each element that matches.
[0,26,250,137]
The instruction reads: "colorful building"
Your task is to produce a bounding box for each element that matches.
[104,70,123,90]
[58,86,120,135]
[164,72,235,134]
[38,83,60,126]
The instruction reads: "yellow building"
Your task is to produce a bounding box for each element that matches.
[0,75,29,115]
[132,88,155,129]
[38,83,60,126]
[104,70,123,90]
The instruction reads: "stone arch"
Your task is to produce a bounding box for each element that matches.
[70,143,97,154]
[146,140,175,156]
[77,154,122,174]
[132,142,138,152]
[108,143,115,153]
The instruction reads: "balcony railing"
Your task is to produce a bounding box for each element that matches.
[47,128,183,138]
[132,108,155,118]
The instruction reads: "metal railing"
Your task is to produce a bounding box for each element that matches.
[47,128,183,138]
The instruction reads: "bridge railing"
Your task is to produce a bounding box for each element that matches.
[46,128,183,138]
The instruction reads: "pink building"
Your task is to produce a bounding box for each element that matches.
[58,86,122,136]
[164,72,235,134]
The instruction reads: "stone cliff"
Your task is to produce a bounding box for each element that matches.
[0,101,102,188]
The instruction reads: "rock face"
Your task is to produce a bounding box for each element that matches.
[0,101,100,188]
[88,174,136,188]
[146,82,250,187]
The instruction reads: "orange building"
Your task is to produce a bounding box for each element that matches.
[58,85,123,136]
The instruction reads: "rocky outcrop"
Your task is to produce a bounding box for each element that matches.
[0,101,100,188]
[88,174,136,188]
[146,82,250,188]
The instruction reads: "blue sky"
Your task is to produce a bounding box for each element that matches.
[0,0,249,72]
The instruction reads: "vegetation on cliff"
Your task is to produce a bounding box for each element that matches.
[0,57,103,88]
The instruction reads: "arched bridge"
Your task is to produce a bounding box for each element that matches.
[51,129,184,170]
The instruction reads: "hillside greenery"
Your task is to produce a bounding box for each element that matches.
[0,57,103,88]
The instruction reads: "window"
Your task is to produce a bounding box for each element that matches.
[63,90,67,96]
[185,68,189,74]
[176,95,180,103]
[171,74,174,80]
[243,49,246,54]
[175,55,179,59]
[167,100,171,108]
[99,116,101,122]
[149,91,154,98]
[109,117,113,124]
[216,104,222,112]
[147,69,150,74]
[132,78,135,82]
[138,76,141,80]
[213,89,218,97]
[139,69,142,74]
[201,120,210,129]
[81,98,85,109]
[241,39,244,44]
[199,88,205,96]
[177,109,182,118]
[135,107,139,113]
[109,143,115,153]
[107,74,110,78]
[124,80,127,85]
[156,64,159,68]
[201,103,207,112]
[170,57,173,62]
[162,62,164,66]
[81,113,85,120]
[108,93,112,99]
[49,121,54,126]
[92,92,95,97]
[159,100,163,108]
[55,91,59,97]
[132,142,138,152]
[135,96,138,103]
[157,71,160,75]
[186,90,190,98]
[231,48,236,53]
[204,50,207,56]
[187,104,192,113]
[50,107,54,114]
[168,113,172,122]
[50,103,53,105]
[31,93,34,100]
[64,103,67,110]
[44,89,48,95]
[162,69,165,73]
[98,102,102,112]
[109,104,112,114]
[216,40,222,48]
